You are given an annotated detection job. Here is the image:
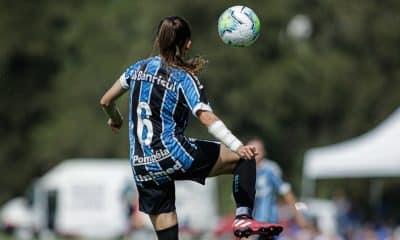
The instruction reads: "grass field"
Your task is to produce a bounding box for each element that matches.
[0,233,154,240]
[0,234,87,240]
[0,234,17,240]
[0,234,94,240]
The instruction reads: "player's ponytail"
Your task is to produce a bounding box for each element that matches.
[154,16,207,75]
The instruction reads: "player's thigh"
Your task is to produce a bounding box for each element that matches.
[136,181,177,229]
[208,144,241,177]
[149,211,178,231]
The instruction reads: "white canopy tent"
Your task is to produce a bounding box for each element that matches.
[302,107,400,197]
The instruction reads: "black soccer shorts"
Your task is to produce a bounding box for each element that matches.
[136,139,220,215]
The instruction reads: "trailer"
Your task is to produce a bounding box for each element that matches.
[31,159,134,238]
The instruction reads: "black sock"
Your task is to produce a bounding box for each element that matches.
[232,158,256,218]
[156,224,179,240]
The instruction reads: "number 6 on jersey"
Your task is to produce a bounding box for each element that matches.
[136,102,153,146]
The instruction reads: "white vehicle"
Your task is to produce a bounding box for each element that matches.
[31,159,134,239]
[176,178,218,232]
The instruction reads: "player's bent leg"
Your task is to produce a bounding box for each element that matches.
[207,145,284,239]
[150,211,179,240]
[208,145,256,216]
[208,144,240,177]
[208,145,256,217]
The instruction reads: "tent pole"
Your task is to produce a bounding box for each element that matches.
[369,179,383,218]
[301,175,315,199]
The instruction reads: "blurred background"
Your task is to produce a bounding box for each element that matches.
[1,0,400,239]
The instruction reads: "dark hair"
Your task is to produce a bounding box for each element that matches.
[154,16,207,74]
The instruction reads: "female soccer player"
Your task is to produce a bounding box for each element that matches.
[100,16,282,240]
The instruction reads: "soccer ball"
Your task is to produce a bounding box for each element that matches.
[218,5,261,47]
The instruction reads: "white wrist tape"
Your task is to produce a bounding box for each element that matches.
[208,120,243,152]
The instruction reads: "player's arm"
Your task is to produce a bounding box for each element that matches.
[283,191,310,229]
[269,171,310,229]
[100,79,127,132]
[180,74,256,159]
[197,110,256,160]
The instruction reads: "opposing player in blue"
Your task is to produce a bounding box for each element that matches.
[100,16,283,240]
[248,138,309,240]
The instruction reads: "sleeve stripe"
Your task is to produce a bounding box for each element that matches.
[185,75,201,99]
[192,103,212,116]
[119,73,130,89]
[179,73,211,117]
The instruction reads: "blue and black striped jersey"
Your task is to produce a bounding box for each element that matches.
[119,56,212,185]
[253,160,291,223]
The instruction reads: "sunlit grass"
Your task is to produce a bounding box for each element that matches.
[0,234,18,240]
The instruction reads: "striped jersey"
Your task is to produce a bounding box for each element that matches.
[119,56,212,186]
[253,159,291,223]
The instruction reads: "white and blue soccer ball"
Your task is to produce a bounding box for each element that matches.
[218,5,261,47]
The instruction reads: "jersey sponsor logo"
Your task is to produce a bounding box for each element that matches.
[135,160,184,182]
[133,149,171,165]
[132,70,176,91]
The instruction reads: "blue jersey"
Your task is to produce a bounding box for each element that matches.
[253,160,291,223]
[119,56,212,186]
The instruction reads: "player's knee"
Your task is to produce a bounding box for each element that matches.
[150,212,178,231]
[219,145,241,164]
[225,162,237,173]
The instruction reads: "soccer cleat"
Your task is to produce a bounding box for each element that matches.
[232,218,283,238]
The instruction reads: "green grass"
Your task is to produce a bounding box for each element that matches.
[0,234,80,240]
[0,234,17,240]
[0,233,125,240]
